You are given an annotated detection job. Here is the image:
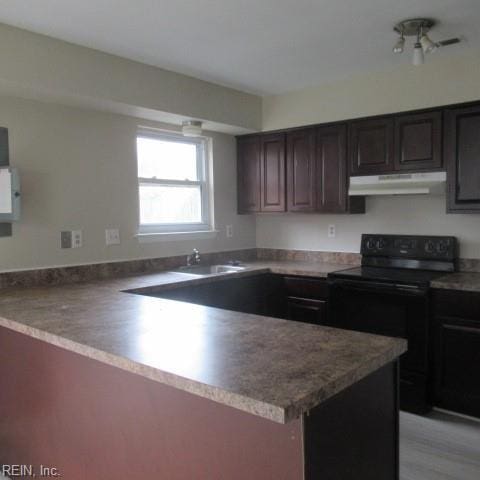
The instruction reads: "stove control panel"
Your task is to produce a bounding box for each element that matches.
[361,234,457,261]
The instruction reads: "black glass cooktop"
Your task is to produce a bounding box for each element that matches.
[329,266,447,287]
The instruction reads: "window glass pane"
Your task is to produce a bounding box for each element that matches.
[139,185,202,224]
[137,136,198,181]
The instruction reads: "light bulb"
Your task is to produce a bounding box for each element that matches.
[393,36,405,54]
[412,42,424,66]
[420,34,437,53]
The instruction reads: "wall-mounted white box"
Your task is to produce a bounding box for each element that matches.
[0,167,20,222]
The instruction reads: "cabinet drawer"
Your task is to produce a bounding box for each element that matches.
[431,289,480,321]
[283,276,329,300]
[286,296,327,325]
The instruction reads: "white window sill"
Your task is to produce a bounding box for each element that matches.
[136,230,219,243]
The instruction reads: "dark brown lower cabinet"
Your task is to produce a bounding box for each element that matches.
[433,316,480,417]
[286,296,327,325]
[283,276,329,325]
[132,274,329,325]
[432,289,480,418]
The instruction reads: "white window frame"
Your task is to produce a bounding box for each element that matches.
[136,129,214,236]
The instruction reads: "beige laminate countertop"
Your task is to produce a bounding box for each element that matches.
[431,271,480,293]
[0,260,406,424]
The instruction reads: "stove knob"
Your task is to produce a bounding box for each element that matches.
[437,241,448,254]
[376,239,386,250]
[366,238,376,250]
[425,240,436,254]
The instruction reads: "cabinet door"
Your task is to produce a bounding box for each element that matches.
[237,136,261,213]
[349,118,394,175]
[433,316,480,418]
[286,296,328,325]
[287,129,316,212]
[260,134,286,212]
[446,105,480,212]
[316,124,348,213]
[395,111,442,171]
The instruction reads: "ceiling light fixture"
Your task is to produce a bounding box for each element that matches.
[392,18,461,66]
[182,120,203,137]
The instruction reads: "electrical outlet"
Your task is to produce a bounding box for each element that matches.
[105,228,120,246]
[72,230,83,248]
[226,225,233,238]
[328,224,336,238]
[61,231,72,249]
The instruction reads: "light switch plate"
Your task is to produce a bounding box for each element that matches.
[105,228,120,246]
[226,225,233,238]
[72,230,83,248]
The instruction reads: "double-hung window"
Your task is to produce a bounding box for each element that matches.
[136,130,213,235]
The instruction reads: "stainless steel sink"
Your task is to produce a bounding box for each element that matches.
[172,264,246,276]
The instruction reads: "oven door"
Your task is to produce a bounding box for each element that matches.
[328,278,429,374]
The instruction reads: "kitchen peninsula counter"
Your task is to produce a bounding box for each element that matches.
[0,261,406,480]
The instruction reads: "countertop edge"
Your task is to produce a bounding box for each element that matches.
[284,338,407,421]
[0,315,289,423]
[0,314,405,424]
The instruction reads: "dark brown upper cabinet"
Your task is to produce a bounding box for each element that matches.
[349,118,395,175]
[446,105,480,213]
[237,136,261,213]
[316,124,363,213]
[286,128,316,212]
[260,133,286,212]
[395,111,442,171]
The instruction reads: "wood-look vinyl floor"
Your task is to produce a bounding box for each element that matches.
[400,410,480,480]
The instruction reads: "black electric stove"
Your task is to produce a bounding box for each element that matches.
[331,234,457,287]
[328,234,457,414]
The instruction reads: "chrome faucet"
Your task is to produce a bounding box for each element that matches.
[187,248,201,266]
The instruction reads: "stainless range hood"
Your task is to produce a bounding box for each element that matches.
[348,172,447,196]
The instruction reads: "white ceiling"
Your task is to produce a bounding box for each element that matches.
[0,0,478,95]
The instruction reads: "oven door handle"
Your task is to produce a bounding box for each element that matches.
[328,278,427,296]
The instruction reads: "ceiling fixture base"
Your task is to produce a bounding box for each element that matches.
[394,18,435,36]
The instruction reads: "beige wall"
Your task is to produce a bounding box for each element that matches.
[0,23,262,133]
[258,51,480,258]
[262,52,480,131]
[0,96,256,271]
[256,195,480,259]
